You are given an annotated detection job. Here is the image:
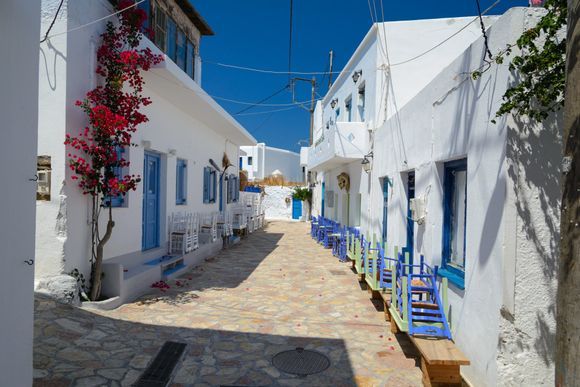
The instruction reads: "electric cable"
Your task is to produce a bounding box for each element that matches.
[234,106,298,116]
[40,0,65,43]
[235,84,289,114]
[40,0,145,42]
[288,0,294,82]
[389,0,500,67]
[212,95,321,107]
[475,0,494,61]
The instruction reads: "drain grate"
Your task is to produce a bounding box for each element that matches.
[134,341,187,386]
[329,270,346,276]
[272,347,330,376]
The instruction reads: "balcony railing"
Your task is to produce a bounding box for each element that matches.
[307,121,367,171]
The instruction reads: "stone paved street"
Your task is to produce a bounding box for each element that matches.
[34,221,423,386]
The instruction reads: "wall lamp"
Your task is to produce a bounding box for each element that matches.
[361,151,373,173]
[330,98,338,109]
[352,70,362,83]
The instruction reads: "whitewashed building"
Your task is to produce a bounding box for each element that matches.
[0,1,41,385]
[36,0,256,305]
[240,143,303,183]
[306,8,559,387]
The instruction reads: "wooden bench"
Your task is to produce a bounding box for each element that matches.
[410,336,470,387]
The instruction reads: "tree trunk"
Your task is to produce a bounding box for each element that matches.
[555,0,580,385]
[90,206,115,301]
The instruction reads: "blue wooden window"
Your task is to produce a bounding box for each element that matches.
[153,6,166,51]
[186,40,196,79]
[166,17,177,62]
[227,174,239,203]
[441,158,468,288]
[109,146,125,208]
[176,28,186,71]
[203,167,217,204]
[175,159,187,205]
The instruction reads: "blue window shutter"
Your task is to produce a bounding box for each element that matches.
[441,158,467,280]
[176,160,187,204]
[203,167,209,203]
[110,146,125,208]
[234,176,239,202]
[211,170,217,203]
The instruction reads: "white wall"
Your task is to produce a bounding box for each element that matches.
[36,0,255,285]
[241,144,302,182]
[367,8,557,386]
[0,1,41,385]
[262,186,295,220]
[310,7,558,387]
[263,146,302,182]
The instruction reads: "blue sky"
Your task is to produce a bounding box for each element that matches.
[194,0,528,152]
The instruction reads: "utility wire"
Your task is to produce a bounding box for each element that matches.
[235,106,298,116]
[40,0,145,42]
[202,60,349,75]
[212,95,321,107]
[389,0,500,66]
[475,0,494,61]
[288,0,294,82]
[40,0,65,43]
[202,1,499,77]
[234,84,289,114]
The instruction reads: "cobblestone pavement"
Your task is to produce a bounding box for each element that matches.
[34,221,422,386]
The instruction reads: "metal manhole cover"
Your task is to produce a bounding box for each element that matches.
[272,347,330,376]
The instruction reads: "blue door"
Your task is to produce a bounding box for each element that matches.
[321,182,325,217]
[292,198,302,219]
[406,172,415,263]
[382,178,389,241]
[142,152,160,250]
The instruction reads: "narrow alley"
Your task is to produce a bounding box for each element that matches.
[33,221,423,386]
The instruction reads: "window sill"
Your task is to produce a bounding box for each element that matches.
[438,268,465,290]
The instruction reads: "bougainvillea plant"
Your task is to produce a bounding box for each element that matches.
[65,0,163,300]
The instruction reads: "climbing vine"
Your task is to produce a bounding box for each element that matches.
[65,0,163,300]
[472,0,567,122]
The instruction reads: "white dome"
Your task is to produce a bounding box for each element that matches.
[271,169,283,176]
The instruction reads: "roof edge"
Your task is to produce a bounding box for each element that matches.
[174,0,214,36]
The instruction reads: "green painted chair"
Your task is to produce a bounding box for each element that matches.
[365,235,382,291]
[353,235,365,275]
[389,250,451,339]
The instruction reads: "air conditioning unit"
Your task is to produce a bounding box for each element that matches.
[410,197,426,225]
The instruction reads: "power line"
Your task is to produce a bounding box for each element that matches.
[40,0,145,42]
[212,95,321,107]
[235,85,289,114]
[235,106,298,116]
[288,0,294,82]
[202,60,351,75]
[475,0,494,61]
[40,0,65,43]
[389,0,500,67]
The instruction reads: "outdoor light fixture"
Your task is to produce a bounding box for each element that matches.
[330,98,338,109]
[352,70,362,83]
[361,151,373,173]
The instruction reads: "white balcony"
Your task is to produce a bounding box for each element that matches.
[307,121,367,171]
